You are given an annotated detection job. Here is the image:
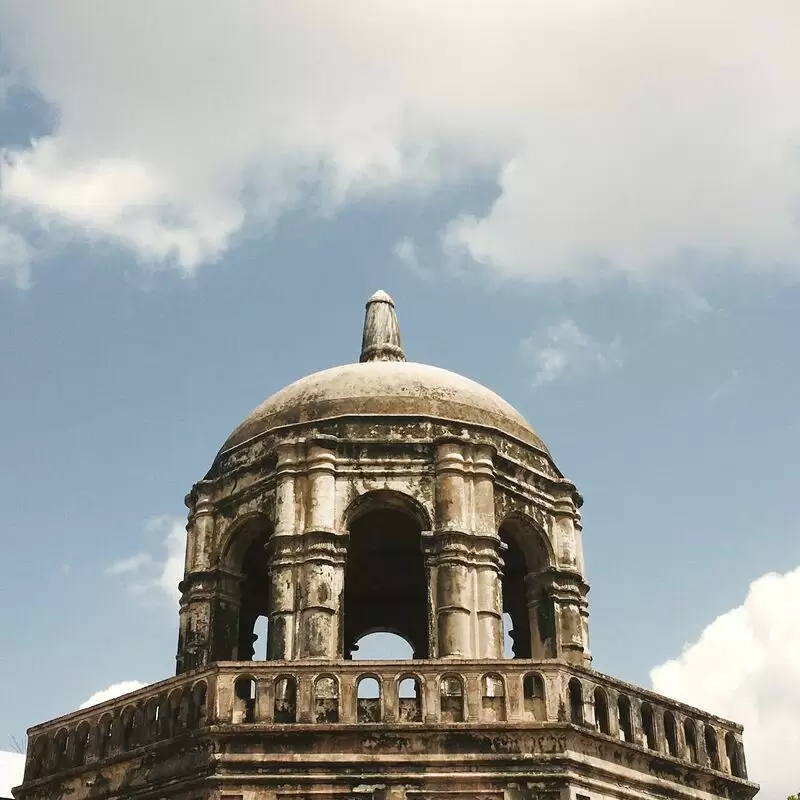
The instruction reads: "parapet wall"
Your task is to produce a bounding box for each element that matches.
[23,659,748,787]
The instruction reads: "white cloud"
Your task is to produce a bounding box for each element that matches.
[0,679,149,794]
[0,750,24,796]
[107,516,185,604]
[0,3,798,283]
[651,565,800,798]
[78,680,147,711]
[520,318,621,386]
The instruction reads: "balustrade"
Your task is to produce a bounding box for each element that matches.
[22,660,748,784]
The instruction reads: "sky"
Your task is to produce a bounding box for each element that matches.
[1,2,799,797]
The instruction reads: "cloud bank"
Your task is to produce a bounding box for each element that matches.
[0,2,799,284]
[651,565,800,798]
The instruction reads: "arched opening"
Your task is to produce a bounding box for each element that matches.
[314,676,339,723]
[344,501,428,659]
[232,521,273,661]
[664,711,678,756]
[74,722,90,766]
[274,676,297,723]
[54,729,68,770]
[398,676,423,722]
[192,682,208,728]
[499,517,554,659]
[568,678,583,725]
[351,631,415,660]
[725,731,744,777]
[233,676,256,723]
[684,719,699,763]
[523,673,546,720]
[617,694,633,743]
[440,675,464,723]
[594,687,610,735]
[481,674,506,721]
[705,724,720,769]
[641,703,657,750]
[357,676,382,722]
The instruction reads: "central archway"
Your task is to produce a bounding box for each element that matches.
[343,499,428,659]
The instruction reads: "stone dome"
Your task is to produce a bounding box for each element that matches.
[219,290,547,454]
[221,360,546,452]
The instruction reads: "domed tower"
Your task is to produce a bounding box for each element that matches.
[176,289,590,676]
[16,292,757,800]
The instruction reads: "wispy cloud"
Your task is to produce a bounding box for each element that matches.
[393,237,431,280]
[520,319,622,387]
[106,516,185,605]
[708,368,742,404]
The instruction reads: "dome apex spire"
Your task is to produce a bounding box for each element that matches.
[360,290,406,363]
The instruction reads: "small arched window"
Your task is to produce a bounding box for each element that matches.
[663,711,678,756]
[684,719,699,763]
[234,676,257,723]
[120,706,134,750]
[398,676,422,722]
[74,722,91,766]
[705,724,720,770]
[523,673,546,721]
[274,676,296,723]
[53,729,69,770]
[314,676,339,723]
[593,687,610,735]
[440,676,464,723]
[725,731,744,777]
[145,697,160,741]
[192,682,208,728]
[617,694,633,743]
[357,676,382,723]
[641,703,657,750]
[481,674,506,722]
[97,716,113,759]
[568,678,583,725]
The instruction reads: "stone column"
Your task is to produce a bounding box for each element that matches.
[431,439,473,658]
[551,574,591,665]
[297,437,347,659]
[525,571,556,659]
[472,444,504,658]
[175,486,218,673]
[267,443,301,660]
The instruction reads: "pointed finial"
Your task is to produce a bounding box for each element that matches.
[360,290,406,363]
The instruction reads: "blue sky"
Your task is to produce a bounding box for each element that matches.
[1,4,800,796]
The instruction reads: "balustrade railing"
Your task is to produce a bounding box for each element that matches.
[22,660,748,784]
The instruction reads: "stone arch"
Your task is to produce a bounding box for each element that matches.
[397,674,423,722]
[499,513,555,658]
[522,672,546,721]
[343,490,429,659]
[440,674,465,723]
[218,513,274,661]
[342,488,432,532]
[191,681,208,728]
[481,673,506,722]
[314,675,340,723]
[593,686,610,735]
